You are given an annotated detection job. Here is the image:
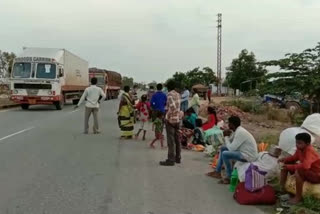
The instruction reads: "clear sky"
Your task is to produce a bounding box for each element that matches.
[0,0,319,82]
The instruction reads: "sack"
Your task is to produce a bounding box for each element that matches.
[285,174,320,199]
[193,144,205,152]
[245,164,267,192]
[234,182,276,205]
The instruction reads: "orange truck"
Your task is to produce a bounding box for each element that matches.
[89,67,122,99]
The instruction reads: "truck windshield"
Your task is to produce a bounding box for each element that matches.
[97,77,105,85]
[36,63,56,79]
[12,63,32,78]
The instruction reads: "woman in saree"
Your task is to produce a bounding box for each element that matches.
[118,86,135,139]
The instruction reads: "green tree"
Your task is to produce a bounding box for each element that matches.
[148,81,157,89]
[0,51,16,77]
[121,76,134,89]
[261,43,320,102]
[168,67,217,91]
[226,49,266,92]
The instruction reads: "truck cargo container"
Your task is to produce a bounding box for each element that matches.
[10,47,89,110]
[89,67,121,99]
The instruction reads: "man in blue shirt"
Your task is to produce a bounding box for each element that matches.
[151,83,167,121]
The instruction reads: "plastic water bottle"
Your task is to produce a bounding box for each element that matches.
[229,168,239,192]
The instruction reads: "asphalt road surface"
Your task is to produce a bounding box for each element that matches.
[0,100,268,214]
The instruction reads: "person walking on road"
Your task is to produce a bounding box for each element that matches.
[180,87,190,113]
[160,80,181,166]
[118,86,135,139]
[75,77,106,134]
[150,83,167,122]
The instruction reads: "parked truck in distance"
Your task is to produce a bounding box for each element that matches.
[10,47,89,110]
[89,68,122,99]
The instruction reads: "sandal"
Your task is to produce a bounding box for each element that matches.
[218,178,230,184]
[206,171,222,179]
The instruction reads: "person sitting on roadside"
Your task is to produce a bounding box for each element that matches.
[279,133,320,204]
[207,116,258,184]
[192,119,205,146]
[183,108,197,130]
[202,106,218,131]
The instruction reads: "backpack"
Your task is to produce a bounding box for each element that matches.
[233,182,276,205]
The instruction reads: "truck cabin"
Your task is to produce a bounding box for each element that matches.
[11,57,64,80]
[88,71,106,89]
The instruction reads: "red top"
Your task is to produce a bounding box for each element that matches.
[284,145,320,173]
[202,114,216,131]
[136,101,151,122]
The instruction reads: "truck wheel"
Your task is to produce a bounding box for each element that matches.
[285,101,301,112]
[21,104,29,110]
[55,95,65,110]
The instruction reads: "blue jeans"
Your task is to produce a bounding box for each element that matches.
[216,146,245,178]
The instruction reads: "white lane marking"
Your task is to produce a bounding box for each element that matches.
[0,108,18,113]
[70,109,80,114]
[0,127,35,142]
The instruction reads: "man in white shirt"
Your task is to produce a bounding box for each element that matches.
[207,116,258,184]
[75,77,106,134]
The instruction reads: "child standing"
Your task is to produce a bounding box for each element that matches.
[135,94,150,140]
[150,111,164,148]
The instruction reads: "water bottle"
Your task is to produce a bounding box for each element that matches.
[229,168,239,192]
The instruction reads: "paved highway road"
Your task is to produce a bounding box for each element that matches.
[0,100,268,214]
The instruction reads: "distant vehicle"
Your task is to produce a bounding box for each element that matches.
[89,67,122,99]
[10,47,89,110]
[262,93,310,111]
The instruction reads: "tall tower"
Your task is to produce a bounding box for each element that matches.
[217,13,222,95]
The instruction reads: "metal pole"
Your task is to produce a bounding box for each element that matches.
[217,13,222,96]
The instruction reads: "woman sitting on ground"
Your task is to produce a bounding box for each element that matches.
[202,106,217,131]
[183,108,197,130]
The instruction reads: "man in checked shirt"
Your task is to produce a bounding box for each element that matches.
[160,79,182,166]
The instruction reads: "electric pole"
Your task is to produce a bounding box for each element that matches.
[217,13,222,96]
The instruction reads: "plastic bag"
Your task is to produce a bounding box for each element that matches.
[245,164,267,192]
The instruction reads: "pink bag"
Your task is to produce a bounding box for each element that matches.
[245,164,267,192]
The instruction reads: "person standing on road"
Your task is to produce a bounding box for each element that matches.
[180,87,190,113]
[118,86,135,139]
[75,77,106,134]
[147,85,155,101]
[150,83,167,122]
[207,88,212,103]
[160,80,181,166]
[190,89,200,115]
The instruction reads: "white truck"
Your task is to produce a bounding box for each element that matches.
[10,47,89,110]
